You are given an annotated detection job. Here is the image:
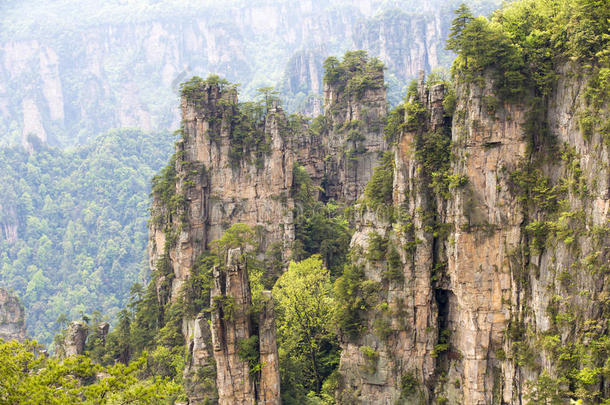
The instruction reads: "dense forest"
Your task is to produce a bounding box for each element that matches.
[0,0,608,403]
[0,130,173,344]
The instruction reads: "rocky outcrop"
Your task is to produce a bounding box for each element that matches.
[149,52,391,402]
[336,74,447,404]
[183,314,217,403]
[258,291,281,405]
[59,321,89,357]
[148,82,296,304]
[211,248,257,405]
[147,46,609,404]
[0,288,26,342]
[209,249,281,405]
[336,62,609,404]
[149,78,297,403]
[321,58,388,203]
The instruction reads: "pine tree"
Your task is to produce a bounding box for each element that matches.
[446,3,474,68]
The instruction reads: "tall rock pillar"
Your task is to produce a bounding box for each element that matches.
[211,248,256,405]
[258,291,281,405]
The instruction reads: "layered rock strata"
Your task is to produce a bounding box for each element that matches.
[149,57,390,403]
[336,65,609,404]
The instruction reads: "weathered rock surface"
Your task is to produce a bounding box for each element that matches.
[149,59,391,401]
[146,50,610,404]
[211,248,257,405]
[208,250,281,405]
[0,287,26,342]
[337,75,446,404]
[149,80,300,403]
[258,291,281,405]
[336,65,609,404]
[59,321,89,357]
[322,63,388,203]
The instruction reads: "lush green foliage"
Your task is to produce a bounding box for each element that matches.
[334,262,380,340]
[292,164,352,278]
[0,129,173,345]
[0,338,181,404]
[80,224,262,400]
[180,75,233,101]
[449,0,609,100]
[273,256,339,402]
[323,51,385,98]
[364,152,394,208]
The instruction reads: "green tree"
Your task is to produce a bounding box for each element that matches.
[272,256,339,399]
[256,86,281,110]
[446,3,474,67]
[0,339,182,404]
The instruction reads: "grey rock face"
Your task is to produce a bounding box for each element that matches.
[0,288,26,342]
[60,321,89,357]
[336,66,609,404]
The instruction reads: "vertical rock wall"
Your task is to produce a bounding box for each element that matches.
[149,81,294,403]
[258,291,281,405]
[149,61,391,402]
[336,75,447,404]
[210,248,257,405]
[322,63,388,203]
[443,74,529,404]
[336,65,609,404]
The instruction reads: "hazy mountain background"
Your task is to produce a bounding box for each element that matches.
[0,0,501,147]
[0,0,502,344]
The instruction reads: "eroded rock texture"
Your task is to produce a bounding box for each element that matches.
[149,80,295,403]
[322,63,388,203]
[258,291,281,405]
[337,75,448,404]
[0,287,26,342]
[211,248,256,405]
[59,321,89,357]
[149,56,390,403]
[149,49,608,403]
[336,65,609,404]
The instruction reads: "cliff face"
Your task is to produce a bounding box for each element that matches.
[336,77,448,404]
[0,288,26,342]
[149,56,389,402]
[149,80,295,403]
[149,46,607,403]
[148,82,295,302]
[322,62,387,203]
[335,63,609,404]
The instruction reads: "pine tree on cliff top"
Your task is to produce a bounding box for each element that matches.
[446,3,474,68]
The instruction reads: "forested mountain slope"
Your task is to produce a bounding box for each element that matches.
[0,130,173,343]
